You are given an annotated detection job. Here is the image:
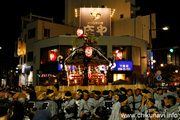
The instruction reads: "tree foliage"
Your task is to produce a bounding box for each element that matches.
[160,64,177,82]
[72,34,98,47]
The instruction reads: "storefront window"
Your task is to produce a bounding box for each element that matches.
[113,73,125,81]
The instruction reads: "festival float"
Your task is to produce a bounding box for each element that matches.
[64,29,112,86]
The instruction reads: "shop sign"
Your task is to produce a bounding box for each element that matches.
[80,8,111,36]
[111,61,133,71]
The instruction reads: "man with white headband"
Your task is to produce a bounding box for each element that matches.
[60,91,77,120]
[42,89,58,117]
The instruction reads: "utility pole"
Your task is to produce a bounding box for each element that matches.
[149,14,153,85]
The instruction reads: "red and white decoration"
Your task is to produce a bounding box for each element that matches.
[77,28,83,37]
[85,47,93,57]
[116,52,122,60]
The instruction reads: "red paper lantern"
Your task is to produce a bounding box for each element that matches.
[85,47,92,57]
[50,52,56,61]
[116,52,122,60]
[77,28,83,37]
[88,73,91,79]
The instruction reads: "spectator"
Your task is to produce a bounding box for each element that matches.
[94,106,109,120]
[0,99,13,120]
[154,88,164,110]
[42,89,58,116]
[109,89,122,120]
[146,98,159,120]
[162,95,179,120]
[10,100,25,120]
[97,90,113,118]
[82,90,96,117]
[60,91,77,119]
[127,89,134,112]
[140,89,152,114]
[75,89,90,120]
[32,109,51,120]
[50,114,64,120]
[177,90,180,104]
[119,94,131,120]
[29,91,37,101]
[0,86,3,92]
[134,88,142,114]
[109,90,116,103]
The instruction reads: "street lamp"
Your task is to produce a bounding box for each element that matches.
[162,26,169,31]
[0,46,2,50]
[169,48,174,53]
[160,63,164,67]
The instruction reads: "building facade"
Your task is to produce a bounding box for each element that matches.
[65,0,156,43]
[15,0,154,86]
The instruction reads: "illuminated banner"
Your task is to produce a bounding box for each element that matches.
[111,61,133,71]
[40,74,57,78]
[148,52,153,69]
[80,8,111,37]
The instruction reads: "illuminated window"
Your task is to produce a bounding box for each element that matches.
[113,74,125,81]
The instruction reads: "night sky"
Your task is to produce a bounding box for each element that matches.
[0,0,179,70]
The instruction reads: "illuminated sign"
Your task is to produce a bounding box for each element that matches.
[17,38,26,56]
[111,61,133,71]
[80,8,111,36]
[85,47,93,57]
[116,52,122,60]
[40,74,57,78]
[77,28,83,37]
[148,52,153,69]
[50,52,56,61]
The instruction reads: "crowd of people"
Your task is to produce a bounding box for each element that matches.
[0,84,180,120]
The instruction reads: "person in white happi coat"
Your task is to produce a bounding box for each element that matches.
[82,90,96,117]
[161,95,179,120]
[154,88,164,111]
[60,91,77,120]
[134,88,142,114]
[109,89,122,120]
[75,89,90,120]
[127,89,134,112]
